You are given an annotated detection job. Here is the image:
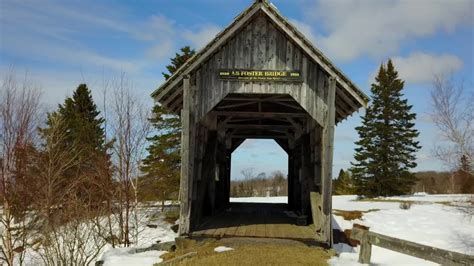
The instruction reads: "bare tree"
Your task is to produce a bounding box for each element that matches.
[35,195,109,266]
[0,69,41,265]
[431,75,474,217]
[430,75,473,170]
[240,168,255,180]
[109,74,150,246]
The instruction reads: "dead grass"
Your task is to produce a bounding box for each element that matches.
[163,209,180,224]
[333,209,380,220]
[158,238,332,266]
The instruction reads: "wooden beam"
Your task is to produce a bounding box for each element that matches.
[226,118,260,123]
[216,101,258,109]
[223,96,294,102]
[270,100,303,110]
[213,111,307,118]
[223,124,293,130]
[319,77,336,245]
[230,135,288,139]
[162,86,183,107]
[286,117,303,133]
[169,98,183,113]
[178,77,191,235]
[336,86,359,111]
[351,225,474,265]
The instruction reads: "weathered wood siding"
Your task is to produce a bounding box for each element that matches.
[193,14,330,126]
[179,12,334,246]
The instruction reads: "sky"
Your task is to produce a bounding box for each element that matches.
[1,0,473,180]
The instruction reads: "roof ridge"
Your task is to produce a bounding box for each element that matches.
[151,1,369,110]
[151,1,262,99]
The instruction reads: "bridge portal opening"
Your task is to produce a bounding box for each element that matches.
[230,139,288,204]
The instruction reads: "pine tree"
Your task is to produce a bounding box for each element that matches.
[40,84,111,201]
[457,154,473,193]
[140,46,195,203]
[459,154,471,174]
[162,46,195,80]
[351,60,421,198]
[139,104,181,202]
[333,169,355,195]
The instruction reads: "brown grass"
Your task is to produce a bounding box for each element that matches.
[163,209,180,224]
[332,209,380,221]
[158,239,332,266]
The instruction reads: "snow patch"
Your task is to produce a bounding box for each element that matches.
[230,196,287,203]
[214,246,234,253]
[101,247,166,266]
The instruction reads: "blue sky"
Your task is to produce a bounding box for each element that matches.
[1,0,473,179]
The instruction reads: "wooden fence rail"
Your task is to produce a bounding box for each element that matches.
[350,224,474,265]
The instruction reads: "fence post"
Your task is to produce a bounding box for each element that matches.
[359,225,372,264]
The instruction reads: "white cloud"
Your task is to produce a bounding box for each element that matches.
[370,52,463,84]
[136,15,177,41]
[305,0,473,61]
[146,40,175,60]
[392,53,463,83]
[289,19,317,45]
[182,25,221,49]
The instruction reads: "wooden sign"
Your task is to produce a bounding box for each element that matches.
[218,69,302,82]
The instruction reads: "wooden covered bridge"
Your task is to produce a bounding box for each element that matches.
[152,0,367,246]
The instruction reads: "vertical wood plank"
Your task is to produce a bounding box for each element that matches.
[320,76,336,245]
[178,76,192,235]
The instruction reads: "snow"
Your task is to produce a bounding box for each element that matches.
[330,194,474,265]
[230,196,288,203]
[231,195,474,266]
[101,247,166,266]
[17,195,472,265]
[98,206,178,265]
[214,246,234,253]
[382,193,470,203]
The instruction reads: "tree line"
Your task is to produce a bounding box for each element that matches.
[230,169,287,197]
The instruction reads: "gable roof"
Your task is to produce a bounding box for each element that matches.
[151,0,368,119]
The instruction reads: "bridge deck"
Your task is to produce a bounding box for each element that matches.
[190,203,316,242]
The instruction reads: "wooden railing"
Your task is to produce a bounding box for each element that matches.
[350,224,474,265]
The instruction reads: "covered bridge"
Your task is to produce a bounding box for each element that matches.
[152,0,368,246]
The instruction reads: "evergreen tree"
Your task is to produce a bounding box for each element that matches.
[351,60,421,198]
[139,104,181,202]
[140,46,195,203]
[40,84,111,200]
[333,169,355,195]
[459,154,471,174]
[162,46,195,80]
[457,154,473,193]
